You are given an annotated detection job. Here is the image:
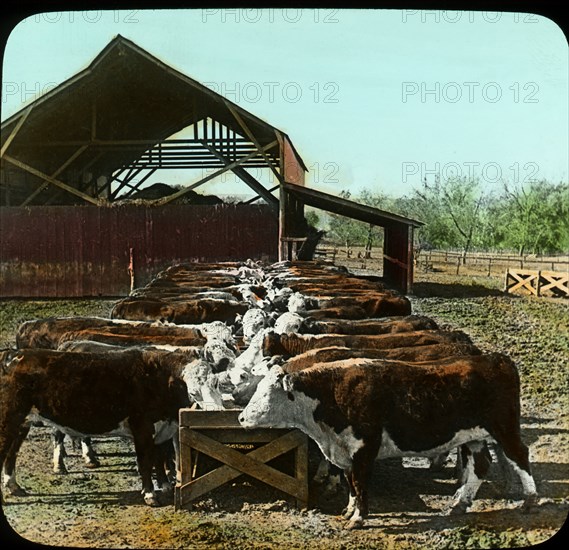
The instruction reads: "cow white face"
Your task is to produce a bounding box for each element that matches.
[201,321,234,345]
[238,365,317,429]
[239,366,290,428]
[273,311,303,335]
[287,292,307,313]
[242,309,267,344]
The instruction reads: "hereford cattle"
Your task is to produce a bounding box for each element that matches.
[254,343,480,376]
[262,330,472,358]
[112,297,248,325]
[314,294,412,318]
[239,342,481,411]
[273,311,305,335]
[302,305,369,320]
[239,355,537,529]
[0,348,194,506]
[17,317,206,350]
[300,315,438,335]
[239,308,270,344]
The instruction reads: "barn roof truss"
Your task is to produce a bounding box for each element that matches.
[0,35,305,208]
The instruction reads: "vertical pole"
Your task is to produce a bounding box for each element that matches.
[406,225,414,294]
[128,247,135,293]
[278,185,287,261]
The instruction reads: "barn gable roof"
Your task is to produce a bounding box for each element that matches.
[1,34,306,205]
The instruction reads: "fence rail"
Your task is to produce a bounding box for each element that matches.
[416,250,569,275]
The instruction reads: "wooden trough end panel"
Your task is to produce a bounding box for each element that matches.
[505,268,569,298]
[175,409,309,510]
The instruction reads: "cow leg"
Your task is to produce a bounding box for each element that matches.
[52,430,68,474]
[313,458,330,485]
[153,441,173,494]
[429,451,450,472]
[129,418,160,506]
[342,445,378,530]
[448,441,491,514]
[2,423,31,497]
[496,435,538,511]
[493,445,516,493]
[81,438,100,468]
[341,467,357,521]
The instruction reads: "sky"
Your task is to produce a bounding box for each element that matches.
[1,8,568,199]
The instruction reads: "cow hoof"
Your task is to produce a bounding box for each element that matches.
[85,460,100,469]
[447,501,468,515]
[522,494,538,513]
[143,493,161,507]
[344,518,364,530]
[54,467,68,475]
[6,486,28,497]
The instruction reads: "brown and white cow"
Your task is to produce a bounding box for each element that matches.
[300,315,438,335]
[111,297,248,325]
[239,355,537,529]
[262,330,472,358]
[0,348,193,506]
[16,317,206,350]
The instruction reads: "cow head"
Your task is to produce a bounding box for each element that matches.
[238,365,309,429]
[200,321,234,345]
[181,358,225,410]
[241,309,268,344]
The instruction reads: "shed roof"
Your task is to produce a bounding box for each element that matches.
[1,35,306,204]
[283,182,423,229]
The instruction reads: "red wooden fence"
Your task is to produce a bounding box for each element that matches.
[0,203,278,297]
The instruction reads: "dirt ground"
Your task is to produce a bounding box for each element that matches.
[1,262,568,549]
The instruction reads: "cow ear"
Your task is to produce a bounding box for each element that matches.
[282,373,295,393]
[282,375,296,401]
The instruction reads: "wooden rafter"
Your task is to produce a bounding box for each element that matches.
[3,154,102,205]
[111,167,156,200]
[20,145,89,206]
[224,101,282,184]
[0,105,33,158]
[201,142,279,211]
[155,140,277,206]
[245,184,280,204]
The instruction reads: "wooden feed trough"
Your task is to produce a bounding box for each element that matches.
[175,409,309,510]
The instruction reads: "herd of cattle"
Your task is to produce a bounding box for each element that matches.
[0,260,537,529]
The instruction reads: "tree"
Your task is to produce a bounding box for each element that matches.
[491,180,569,255]
[304,209,321,230]
[327,191,363,256]
[401,175,487,262]
[326,190,388,258]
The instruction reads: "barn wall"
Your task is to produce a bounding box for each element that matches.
[0,204,278,297]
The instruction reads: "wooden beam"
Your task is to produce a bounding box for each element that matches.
[245,184,280,204]
[3,154,102,205]
[20,145,89,206]
[155,140,277,206]
[279,186,287,261]
[201,142,279,211]
[112,168,156,200]
[91,102,97,141]
[224,101,282,184]
[407,225,414,294]
[1,105,33,158]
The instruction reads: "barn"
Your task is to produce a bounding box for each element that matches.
[1,35,421,297]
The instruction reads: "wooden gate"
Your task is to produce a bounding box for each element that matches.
[175,409,309,510]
